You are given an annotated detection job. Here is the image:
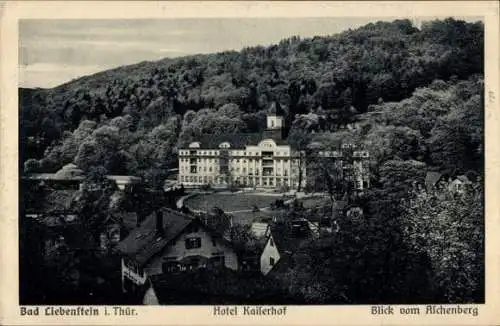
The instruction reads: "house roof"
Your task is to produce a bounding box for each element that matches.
[23,173,84,181]
[115,208,195,266]
[180,132,263,149]
[111,211,139,231]
[456,175,472,183]
[268,101,285,116]
[116,208,237,266]
[179,131,292,150]
[149,267,286,304]
[425,171,443,189]
[54,163,84,179]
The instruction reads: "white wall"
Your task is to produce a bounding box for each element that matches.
[144,226,238,276]
[267,115,284,129]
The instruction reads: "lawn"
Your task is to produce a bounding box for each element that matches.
[185,193,279,212]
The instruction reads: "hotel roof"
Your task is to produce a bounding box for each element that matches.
[179,132,290,149]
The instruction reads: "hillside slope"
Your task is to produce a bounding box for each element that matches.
[20,18,484,179]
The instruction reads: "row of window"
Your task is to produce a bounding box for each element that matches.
[179,175,291,186]
[180,166,289,175]
[180,158,292,165]
[161,253,226,273]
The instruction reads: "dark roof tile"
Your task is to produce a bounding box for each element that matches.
[116,208,194,266]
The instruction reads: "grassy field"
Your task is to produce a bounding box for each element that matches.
[185,193,280,212]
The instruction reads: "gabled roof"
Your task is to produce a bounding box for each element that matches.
[116,208,238,266]
[111,211,139,231]
[116,208,194,266]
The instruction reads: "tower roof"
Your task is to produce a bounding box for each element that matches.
[268,102,284,116]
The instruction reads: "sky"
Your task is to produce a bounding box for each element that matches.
[18,17,480,89]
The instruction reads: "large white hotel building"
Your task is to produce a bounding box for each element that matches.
[178,103,369,190]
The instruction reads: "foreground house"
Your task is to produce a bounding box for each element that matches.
[115,208,239,293]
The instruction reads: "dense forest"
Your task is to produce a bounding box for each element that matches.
[21,18,483,181]
[19,18,484,304]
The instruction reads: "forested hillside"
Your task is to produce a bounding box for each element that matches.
[21,18,484,182]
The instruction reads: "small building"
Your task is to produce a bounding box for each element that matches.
[115,208,239,293]
[22,163,141,191]
[448,175,472,194]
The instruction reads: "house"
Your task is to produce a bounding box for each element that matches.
[115,207,239,293]
[259,219,312,275]
[448,175,472,194]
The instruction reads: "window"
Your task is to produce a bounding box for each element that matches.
[162,257,178,273]
[270,238,274,247]
[209,167,212,172]
[270,257,275,266]
[185,237,201,249]
[211,236,217,247]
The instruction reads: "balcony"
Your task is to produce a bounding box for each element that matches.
[262,160,274,167]
[262,151,273,159]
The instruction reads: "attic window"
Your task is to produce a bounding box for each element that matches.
[270,238,274,247]
[185,237,201,249]
[219,142,231,149]
[270,257,275,266]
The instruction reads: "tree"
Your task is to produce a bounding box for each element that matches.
[287,127,312,192]
[24,158,40,173]
[401,181,484,302]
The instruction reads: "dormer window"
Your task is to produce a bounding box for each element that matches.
[219,142,231,149]
[189,142,201,149]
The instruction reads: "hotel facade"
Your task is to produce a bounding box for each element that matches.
[178,103,369,190]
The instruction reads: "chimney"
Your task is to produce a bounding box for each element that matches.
[155,210,164,236]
